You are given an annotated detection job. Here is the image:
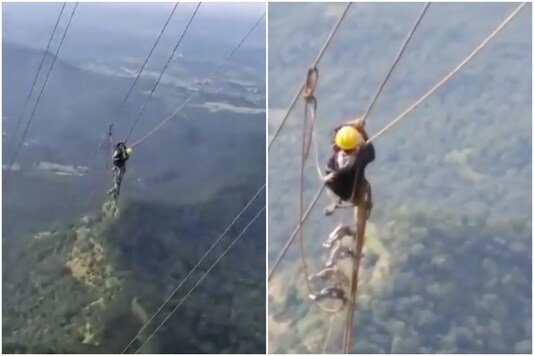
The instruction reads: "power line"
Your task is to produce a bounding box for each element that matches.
[132,206,266,354]
[267,3,352,151]
[7,2,79,171]
[124,2,202,142]
[120,184,265,354]
[130,11,266,148]
[74,2,181,210]
[10,2,66,145]
[268,2,527,353]
[117,2,180,117]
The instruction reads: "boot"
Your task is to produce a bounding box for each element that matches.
[323,224,354,248]
[309,286,347,304]
[326,244,355,268]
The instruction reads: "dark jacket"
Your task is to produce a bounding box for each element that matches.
[112,145,130,168]
[325,125,375,201]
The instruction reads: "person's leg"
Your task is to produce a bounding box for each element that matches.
[323,225,354,248]
[309,286,347,303]
[326,243,355,267]
[108,164,124,197]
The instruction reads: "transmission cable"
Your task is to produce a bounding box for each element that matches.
[129,206,266,354]
[7,2,79,172]
[124,2,202,143]
[10,2,66,144]
[120,184,265,353]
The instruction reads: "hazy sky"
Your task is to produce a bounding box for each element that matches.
[3,1,266,50]
[3,2,265,18]
[139,2,265,16]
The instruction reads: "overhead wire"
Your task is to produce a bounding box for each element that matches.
[120,184,265,354]
[129,11,266,148]
[366,2,527,145]
[10,2,67,145]
[117,2,180,118]
[337,0,529,341]
[85,2,180,165]
[124,2,202,143]
[269,0,426,283]
[361,2,430,122]
[73,2,181,210]
[131,206,266,354]
[342,3,431,352]
[269,3,526,352]
[268,1,525,287]
[7,2,79,172]
[267,2,352,151]
[83,9,264,212]
[267,2,353,282]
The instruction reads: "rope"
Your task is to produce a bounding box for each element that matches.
[295,68,345,314]
[268,185,325,281]
[124,2,202,143]
[367,2,526,145]
[361,2,430,122]
[297,68,318,293]
[312,3,430,191]
[268,1,526,284]
[321,314,336,354]
[131,206,266,354]
[71,3,181,212]
[118,2,180,118]
[10,2,66,144]
[86,2,180,162]
[120,184,265,354]
[268,2,354,282]
[339,6,432,351]
[7,2,79,172]
[268,3,352,151]
[271,0,426,287]
[340,3,526,352]
[129,11,266,148]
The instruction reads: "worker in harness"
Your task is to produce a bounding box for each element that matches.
[107,142,132,199]
[322,118,375,216]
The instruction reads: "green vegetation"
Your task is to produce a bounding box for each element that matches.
[268,3,531,353]
[4,189,265,353]
[3,21,266,353]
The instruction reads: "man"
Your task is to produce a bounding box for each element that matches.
[323,118,375,216]
[108,142,132,199]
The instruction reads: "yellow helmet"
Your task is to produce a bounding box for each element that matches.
[126,147,133,155]
[335,126,362,150]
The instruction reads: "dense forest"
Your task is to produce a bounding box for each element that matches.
[268,3,531,354]
[3,4,266,353]
[4,189,265,353]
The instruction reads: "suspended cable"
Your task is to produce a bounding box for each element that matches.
[118,2,180,117]
[65,3,181,212]
[120,184,265,354]
[129,11,266,148]
[367,2,527,145]
[297,68,318,293]
[131,206,266,354]
[268,1,525,286]
[10,2,66,144]
[268,186,325,281]
[341,5,431,352]
[81,9,263,219]
[361,2,430,122]
[124,2,202,143]
[267,3,352,151]
[7,2,79,171]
